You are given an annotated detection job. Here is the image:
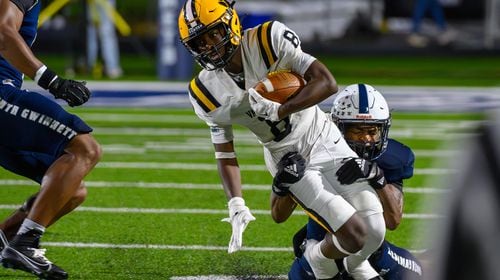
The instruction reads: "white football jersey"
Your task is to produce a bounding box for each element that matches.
[187,21,384,239]
[188,21,329,155]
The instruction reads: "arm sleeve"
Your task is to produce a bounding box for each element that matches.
[210,125,234,144]
[270,21,316,75]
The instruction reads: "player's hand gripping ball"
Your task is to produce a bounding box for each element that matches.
[253,71,305,104]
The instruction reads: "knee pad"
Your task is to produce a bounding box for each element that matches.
[363,213,386,254]
[344,213,386,273]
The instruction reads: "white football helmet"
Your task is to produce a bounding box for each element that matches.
[331,84,391,160]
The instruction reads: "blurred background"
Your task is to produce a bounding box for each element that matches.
[33,0,499,81]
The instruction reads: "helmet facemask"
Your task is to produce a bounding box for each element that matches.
[335,119,391,160]
[331,84,391,160]
[184,21,239,70]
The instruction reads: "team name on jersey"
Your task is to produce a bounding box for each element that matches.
[0,98,77,140]
[387,247,422,275]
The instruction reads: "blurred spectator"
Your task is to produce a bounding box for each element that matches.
[86,0,123,78]
[426,111,500,280]
[407,0,456,47]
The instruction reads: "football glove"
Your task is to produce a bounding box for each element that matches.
[272,152,306,196]
[336,158,386,189]
[37,67,91,107]
[248,87,281,122]
[221,197,256,253]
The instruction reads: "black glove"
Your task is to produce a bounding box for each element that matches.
[272,152,306,196]
[38,67,91,107]
[336,158,386,189]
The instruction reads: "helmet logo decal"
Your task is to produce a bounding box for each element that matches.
[355,114,373,119]
[358,84,369,113]
[219,0,229,7]
[183,0,200,28]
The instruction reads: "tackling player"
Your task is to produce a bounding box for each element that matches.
[271,84,422,279]
[178,1,385,278]
[0,0,101,279]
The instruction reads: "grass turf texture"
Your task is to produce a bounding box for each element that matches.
[0,107,484,279]
[39,53,500,86]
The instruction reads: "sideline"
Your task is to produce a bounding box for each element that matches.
[21,81,500,111]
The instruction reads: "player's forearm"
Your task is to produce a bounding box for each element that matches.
[278,61,337,118]
[0,30,42,78]
[376,184,404,230]
[217,158,243,199]
[270,194,297,223]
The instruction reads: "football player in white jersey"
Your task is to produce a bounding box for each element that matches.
[178,1,385,278]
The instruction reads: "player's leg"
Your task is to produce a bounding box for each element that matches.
[369,240,423,280]
[27,133,99,226]
[0,166,87,242]
[0,193,37,241]
[319,128,385,280]
[340,188,386,280]
[289,170,367,279]
[0,88,101,279]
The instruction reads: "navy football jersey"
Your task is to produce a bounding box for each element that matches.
[292,138,420,280]
[376,139,415,188]
[0,0,92,183]
[0,0,39,88]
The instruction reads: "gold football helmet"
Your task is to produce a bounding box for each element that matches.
[178,0,241,70]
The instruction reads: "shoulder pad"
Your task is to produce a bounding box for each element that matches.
[376,139,415,182]
[188,74,222,113]
[255,21,279,69]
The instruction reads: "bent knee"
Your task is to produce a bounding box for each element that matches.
[68,134,103,164]
[335,214,367,253]
[85,136,102,164]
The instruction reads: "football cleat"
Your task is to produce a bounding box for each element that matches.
[0,229,7,262]
[1,229,68,280]
[0,229,7,251]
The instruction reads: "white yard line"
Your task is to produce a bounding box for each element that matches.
[91,161,457,175]
[0,204,443,219]
[41,241,427,255]
[93,126,477,140]
[101,143,457,158]
[0,179,449,193]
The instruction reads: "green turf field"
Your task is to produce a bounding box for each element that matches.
[40,53,500,86]
[0,107,485,279]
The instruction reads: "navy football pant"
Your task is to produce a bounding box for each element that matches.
[0,85,92,183]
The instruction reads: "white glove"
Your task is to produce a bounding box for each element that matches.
[248,88,281,122]
[221,197,256,253]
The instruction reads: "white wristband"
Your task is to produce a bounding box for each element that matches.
[34,65,47,84]
[215,152,236,159]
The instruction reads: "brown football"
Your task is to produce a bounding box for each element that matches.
[253,71,305,104]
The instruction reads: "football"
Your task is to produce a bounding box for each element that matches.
[253,71,305,104]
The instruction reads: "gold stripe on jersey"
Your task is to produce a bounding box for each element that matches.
[291,194,334,234]
[257,21,277,69]
[188,77,221,113]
